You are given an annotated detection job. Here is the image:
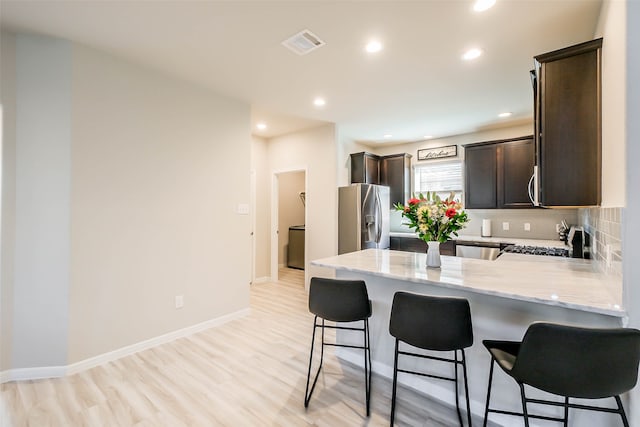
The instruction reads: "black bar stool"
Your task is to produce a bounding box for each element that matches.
[482,322,640,427]
[389,291,474,427]
[304,277,372,415]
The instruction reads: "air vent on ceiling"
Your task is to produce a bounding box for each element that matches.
[281,29,326,55]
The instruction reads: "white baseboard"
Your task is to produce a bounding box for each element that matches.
[0,365,66,383]
[252,276,270,284]
[0,308,250,383]
[67,308,250,375]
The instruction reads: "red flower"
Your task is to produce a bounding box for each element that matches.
[445,208,457,218]
[408,198,420,205]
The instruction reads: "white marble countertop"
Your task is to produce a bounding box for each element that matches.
[311,249,624,318]
[389,232,566,248]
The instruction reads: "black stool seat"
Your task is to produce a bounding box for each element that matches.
[304,277,372,415]
[389,291,474,427]
[482,322,640,427]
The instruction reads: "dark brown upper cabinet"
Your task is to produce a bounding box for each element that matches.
[350,151,412,208]
[534,38,602,207]
[464,143,497,209]
[350,152,380,184]
[380,153,412,207]
[464,136,535,209]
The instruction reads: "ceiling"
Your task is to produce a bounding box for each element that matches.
[0,0,602,144]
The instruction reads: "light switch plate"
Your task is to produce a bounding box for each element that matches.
[524,223,531,231]
[502,222,510,231]
[236,204,250,215]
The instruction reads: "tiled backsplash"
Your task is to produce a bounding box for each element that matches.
[578,207,623,276]
[464,209,578,240]
[390,208,578,240]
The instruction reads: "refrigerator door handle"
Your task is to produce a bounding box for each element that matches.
[375,189,383,245]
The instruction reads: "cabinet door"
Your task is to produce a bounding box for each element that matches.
[464,144,497,209]
[350,152,380,184]
[498,138,535,208]
[380,154,411,207]
[537,39,601,206]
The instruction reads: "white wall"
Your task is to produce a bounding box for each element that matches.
[68,44,251,363]
[1,33,252,370]
[277,171,305,266]
[624,1,640,424]
[14,35,72,368]
[251,136,271,281]
[0,32,16,372]
[596,0,626,207]
[267,124,337,286]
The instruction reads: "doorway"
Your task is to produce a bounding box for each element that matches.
[271,168,307,283]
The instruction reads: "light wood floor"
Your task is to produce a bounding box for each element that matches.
[1,269,483,426]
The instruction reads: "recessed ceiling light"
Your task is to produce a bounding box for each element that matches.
[424,135,433,139]
[256,122,267,130]
[384,134,393,138]
[365,40,383,53]
[473,0,496,12]
[462,48,483,61]
[498,112,513,118]
[313,97,326,107]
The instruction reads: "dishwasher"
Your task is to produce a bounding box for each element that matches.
[287,225,305,269]
[455,241,502,261]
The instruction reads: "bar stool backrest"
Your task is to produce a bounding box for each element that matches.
[510,322,640,399]
[308,277,371,322]
[389,292,473,351]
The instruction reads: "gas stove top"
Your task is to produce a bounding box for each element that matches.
[502,245,569,257]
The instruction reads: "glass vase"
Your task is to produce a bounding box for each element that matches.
[426,241,441,269]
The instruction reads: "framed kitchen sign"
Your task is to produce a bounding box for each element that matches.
[417,145,458,161]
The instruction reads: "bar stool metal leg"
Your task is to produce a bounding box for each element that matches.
[462,350,473,427]
[519,384,530,427]
[364,318,371,416]
[390,339,399,426]
[482,359,495,427]
[454,350,463,426]
[563,396,569,427]
[615,395,630,427]
[304,316,325,407]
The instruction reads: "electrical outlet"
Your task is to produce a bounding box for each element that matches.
[175,295,184,309]
[502,222,510,231]
[524,223,531,231]
[555,223,562,233]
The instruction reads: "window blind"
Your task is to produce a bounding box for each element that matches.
[414,161,463,197]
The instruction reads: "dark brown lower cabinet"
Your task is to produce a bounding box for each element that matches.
[390,237,456,256]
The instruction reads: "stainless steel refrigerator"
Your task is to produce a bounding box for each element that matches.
[338,184,390,254]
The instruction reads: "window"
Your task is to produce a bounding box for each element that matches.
[414,160,463,201]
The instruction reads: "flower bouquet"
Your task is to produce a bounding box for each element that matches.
[394,192,469,267]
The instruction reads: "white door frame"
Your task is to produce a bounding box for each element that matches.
[271,167,308,282]
[249,169,256,284]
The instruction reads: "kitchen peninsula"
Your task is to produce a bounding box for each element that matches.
[311,249,625,426]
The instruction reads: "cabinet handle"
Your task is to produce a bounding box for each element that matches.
[528,166,539,206]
